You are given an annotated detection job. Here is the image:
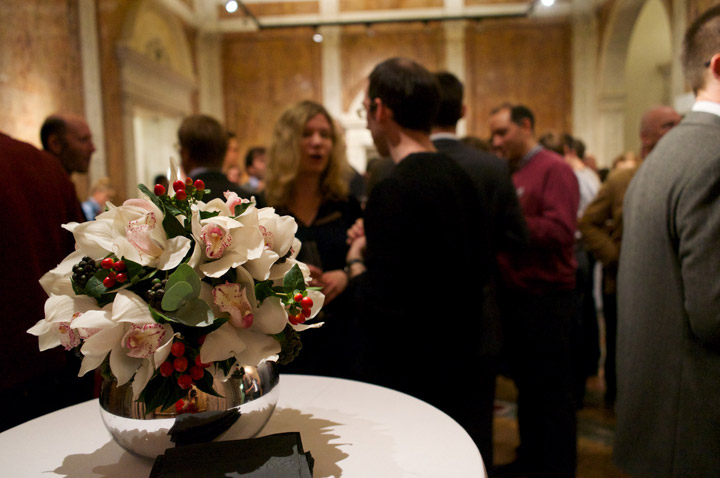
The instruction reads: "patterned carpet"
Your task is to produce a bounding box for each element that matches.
[492,375,631,478]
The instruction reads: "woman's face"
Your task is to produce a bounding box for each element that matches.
[299,113,333,175]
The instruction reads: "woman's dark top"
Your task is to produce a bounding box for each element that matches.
[277,196,362,378]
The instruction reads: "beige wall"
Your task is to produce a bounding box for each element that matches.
[3,0,719,196]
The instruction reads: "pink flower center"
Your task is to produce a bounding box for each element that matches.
[212,282,254,329]
[201,224,232,258]
[122,323,166,359]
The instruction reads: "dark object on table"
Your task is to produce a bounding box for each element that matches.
[150,432,313,477]
[168,409,241,446]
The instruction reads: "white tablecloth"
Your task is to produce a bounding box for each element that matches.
[0,374,486,477]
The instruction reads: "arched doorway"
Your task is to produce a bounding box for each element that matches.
[117,0,196,198]
[596,0,674,167]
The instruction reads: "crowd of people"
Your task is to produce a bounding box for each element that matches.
[2,5,720,477]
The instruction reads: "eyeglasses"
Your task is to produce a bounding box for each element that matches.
[357,99,377,120]
[705,60,712,67]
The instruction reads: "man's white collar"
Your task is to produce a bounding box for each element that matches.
[692,101,720,117]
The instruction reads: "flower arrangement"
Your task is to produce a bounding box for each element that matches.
[28,172,323,413]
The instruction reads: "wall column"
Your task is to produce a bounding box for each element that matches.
[79,0,107,183]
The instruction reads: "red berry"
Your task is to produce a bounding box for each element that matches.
[174,356,188,373]
[113,260,126,272]
[185,177,193,186]
[175,399,184,412]
[177,374,193,390]
[154,184,166,196]
[294,293,304,303]
[115,272,127,283]
[173,180,185,192]
[300,296,313,309]
[194,355,210,368]
[197,335,206,345]
[159,361,174,377]
[171,341,185,357]
[101,257,114,269]
[290,313,305,325]
[190,366,205,381]
[103,276,116,288]
[193,179,205,191]
[175,190,187,201]
[302,307,312,318]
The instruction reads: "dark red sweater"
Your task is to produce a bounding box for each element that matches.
[497,148,579,292]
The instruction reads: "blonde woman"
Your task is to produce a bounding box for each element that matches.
[266,100,362,376]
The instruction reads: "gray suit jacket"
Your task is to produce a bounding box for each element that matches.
[615,111,720,477]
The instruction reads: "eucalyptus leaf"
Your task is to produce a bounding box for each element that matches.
[172,298,214,327]
[162,281,194,312]
[167,264,201,297]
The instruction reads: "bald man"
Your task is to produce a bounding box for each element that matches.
[40,114,96,175]
[578,104,681,407]
[640,105,683,158]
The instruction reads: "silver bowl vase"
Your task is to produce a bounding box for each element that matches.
[99,362,279,459]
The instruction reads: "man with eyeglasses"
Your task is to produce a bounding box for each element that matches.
[345,58,493,463]
[613,5,720,477]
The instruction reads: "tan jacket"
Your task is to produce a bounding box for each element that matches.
[578,165,638,293]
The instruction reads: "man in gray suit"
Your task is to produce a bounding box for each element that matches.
[615,5,720,477]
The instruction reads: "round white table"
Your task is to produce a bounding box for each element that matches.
[0,374,486,477]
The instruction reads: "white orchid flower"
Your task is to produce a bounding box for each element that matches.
[63,198,191,270]
[190,211,265,278]
[73,290,174,398]
[244,208,299,281]
[39,250,84,297]
[27,294,111,352]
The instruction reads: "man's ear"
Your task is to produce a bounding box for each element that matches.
[375,98,393,122]
[460,104,467,120]
[710,53,720,79]
[47,133,63,155]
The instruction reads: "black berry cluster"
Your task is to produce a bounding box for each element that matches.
[146,278,168,309]
[72,256,98,287]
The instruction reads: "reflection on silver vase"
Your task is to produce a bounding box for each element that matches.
[99,362,280,459]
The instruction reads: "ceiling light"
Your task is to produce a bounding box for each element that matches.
[540,0,555,6]
[313,32,324,43]
[226,0,239,13]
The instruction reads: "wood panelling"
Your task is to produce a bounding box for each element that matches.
[340,22,445,112]
[465,18,572,141]
[222,28,323,159]
[340,0,443,12]
[0,0,83,145]
[688,0,720,22]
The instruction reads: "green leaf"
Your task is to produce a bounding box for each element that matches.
[193,369,223,398]
[162,214,187,239]
[162,281,194,311]
[172,298,214,327]
[167,264,201,296]
[138,184,164,211]
[283,264,306,294]
[199,210,221,220]
[233,202,251,217]
[254,280,276,304]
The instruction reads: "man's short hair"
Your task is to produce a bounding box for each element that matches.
[682,4,720,94]
[490,103,536,130]
[177,114,227,167]
[245,146,266,169]
[433,71,464,127]
[368,57,440,133]
[40,115,67,150]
